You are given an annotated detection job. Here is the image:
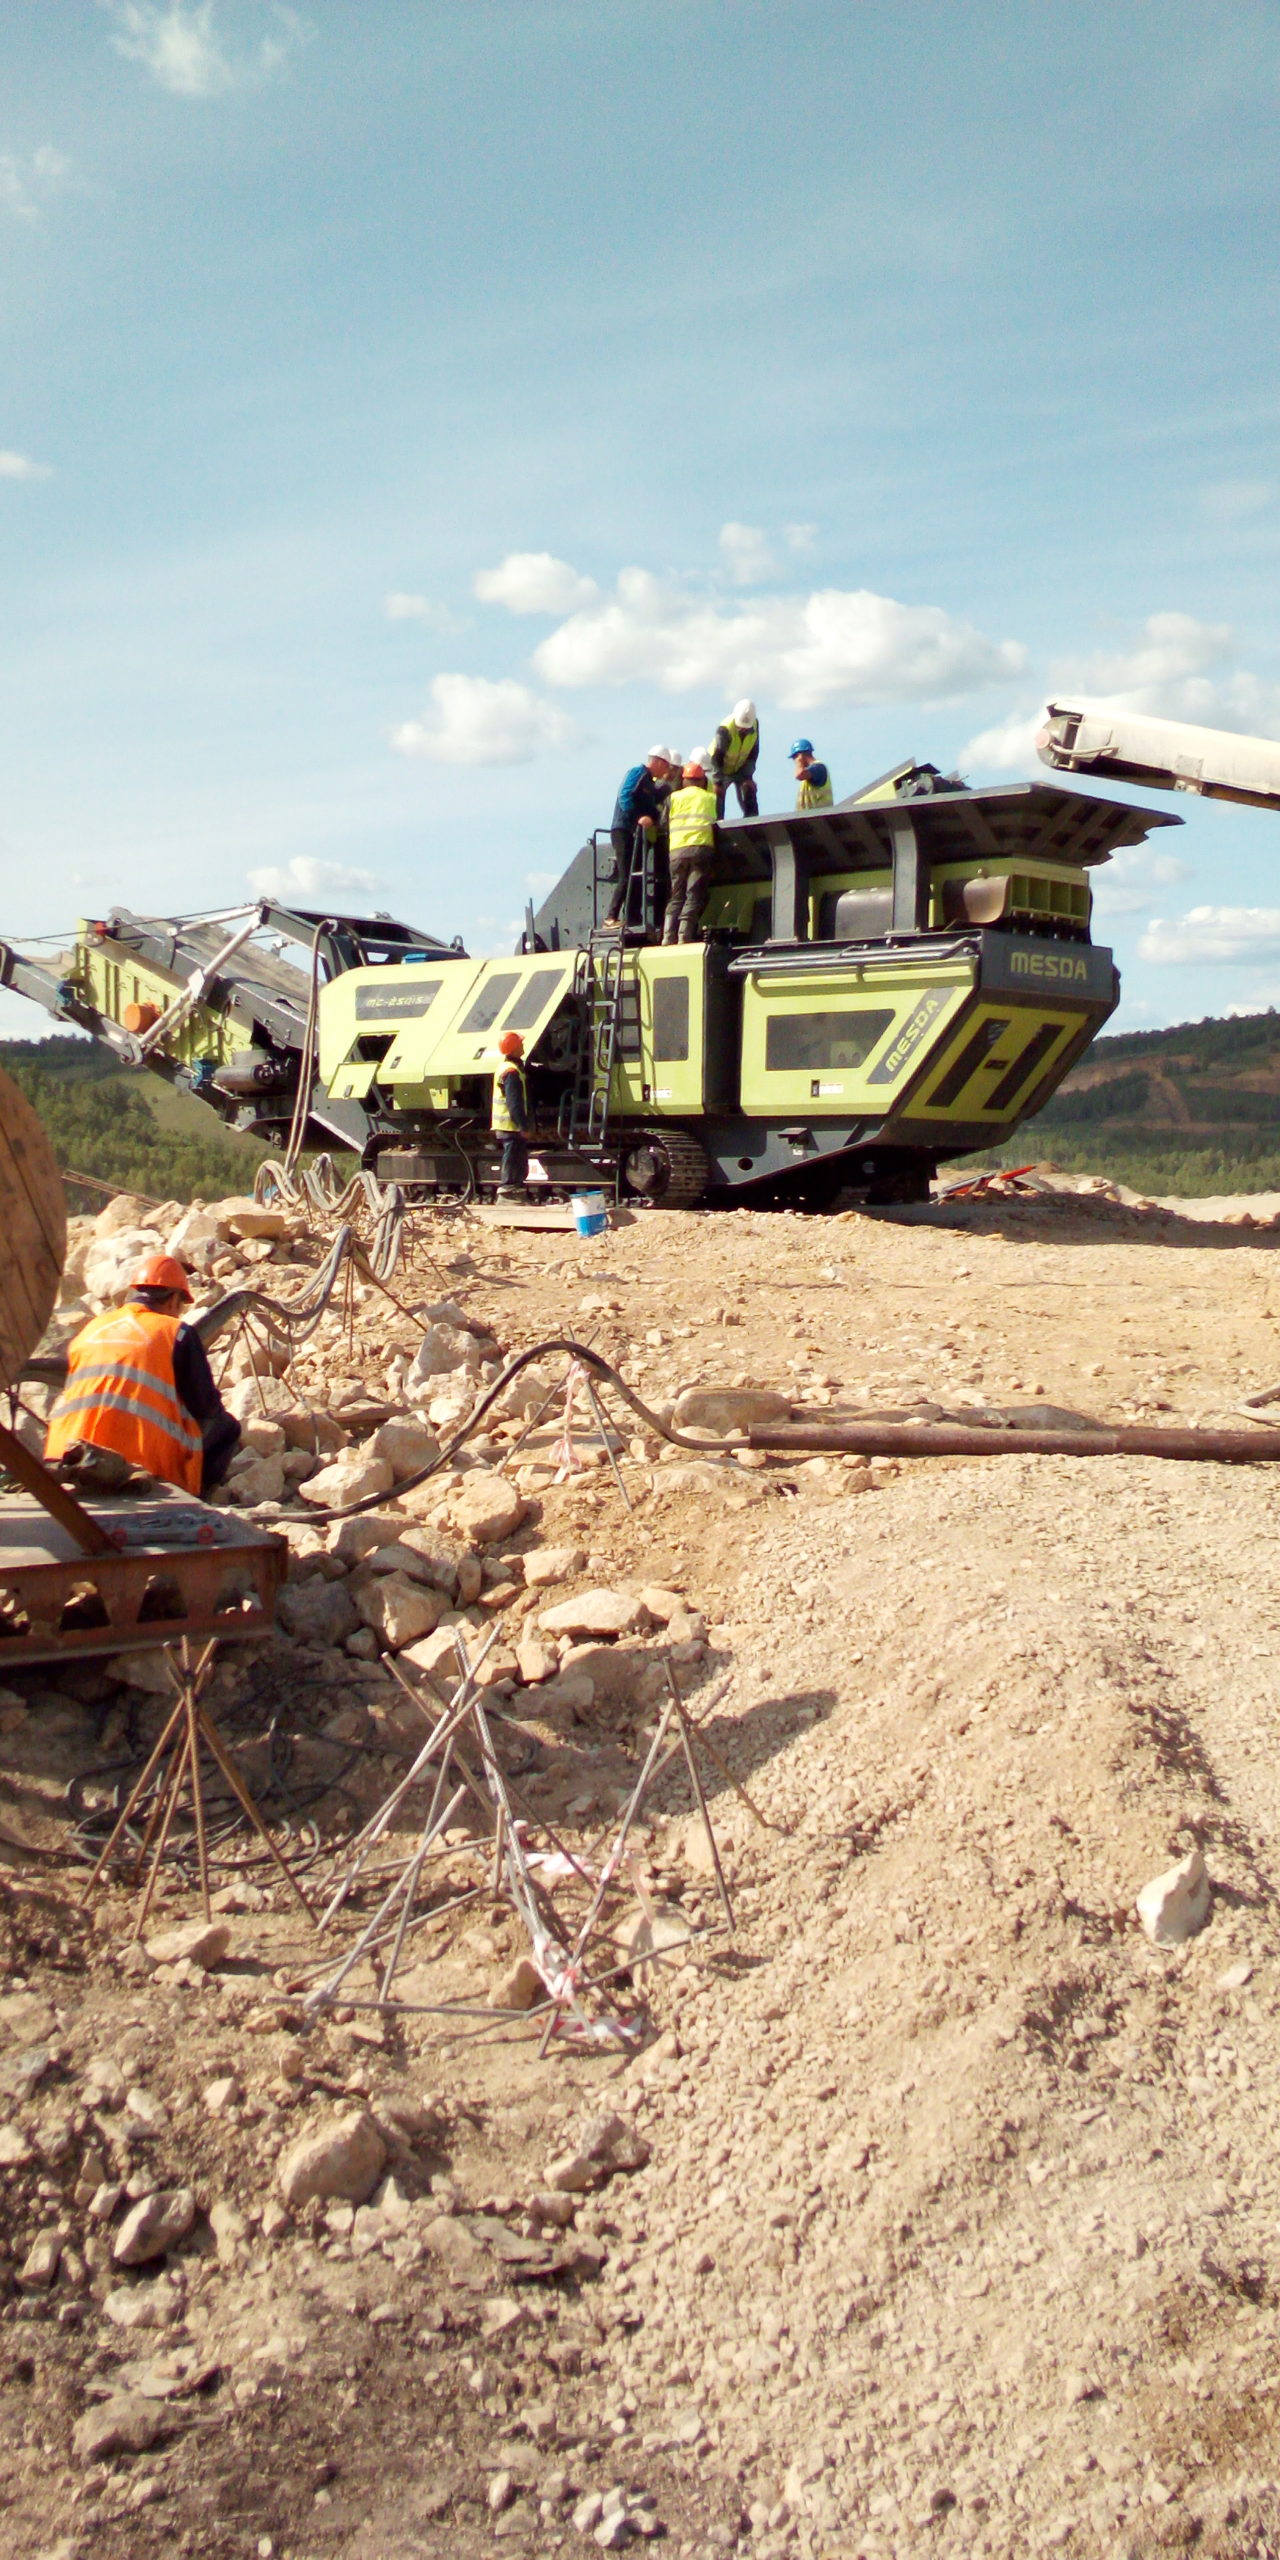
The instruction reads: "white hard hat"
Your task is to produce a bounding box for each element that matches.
[659,745,679,765]
[732,698,757,726]
[645,744,667,762]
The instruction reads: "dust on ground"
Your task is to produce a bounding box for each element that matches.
[4,1176,1280,2560]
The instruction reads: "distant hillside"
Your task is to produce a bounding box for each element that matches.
[0,1037,269,1210]
[981,1008,1280,1194]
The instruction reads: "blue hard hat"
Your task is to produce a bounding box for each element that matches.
[789,737,814,757]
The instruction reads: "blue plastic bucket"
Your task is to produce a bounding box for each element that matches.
[571,1190,608,1238]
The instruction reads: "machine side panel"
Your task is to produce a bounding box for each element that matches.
[737,960,974,1116]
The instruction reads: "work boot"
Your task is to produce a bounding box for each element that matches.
[56,1443,134,1492]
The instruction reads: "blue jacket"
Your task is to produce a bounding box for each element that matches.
[612,764,664,835]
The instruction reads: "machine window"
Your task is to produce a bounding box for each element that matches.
[501,968,567,1031]
[764,1008,894,1072]
[652,976,690,1063]
[459,972,521,1033]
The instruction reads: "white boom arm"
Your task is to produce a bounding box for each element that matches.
[1037,701,1280,814]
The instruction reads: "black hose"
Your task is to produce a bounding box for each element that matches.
[253,1336,734,1525]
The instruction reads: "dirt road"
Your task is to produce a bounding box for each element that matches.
[3,1181,1280,2558]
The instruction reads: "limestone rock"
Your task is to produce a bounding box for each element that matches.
[402,1624,465,1684]
[392,1525,464,1596]
[144,1920,231,1970]
[329,1511,407,1564]
[362,1540,453,1591]
[356,1571,445,1650]
[113,2187,196,2265]
[165,1204,223,1268]
[406,1324,483,1390]
[240,1416,287,1458]
[364,1416,441,1479]
[19,2229,62,2290]
[672,1386,792,1433]
[522,1545,588,1588]
[277,1577,361,1647]
[516,1635,557,1685]
[491,1957,546,2012]
[1136,1845,1211,1945]
[278,2108,387,2208]
[298,1453,395,1509]
[84,1227,165,1303]
[225,1451,286,1506]
[213,1196,291,1240]
[539,1587,642,1640]
[439,1470,524,1545]
[102,2280,181,2330]
[94,1192,158,1238]
[637,1585,685,1624]
[73,2393,166,2460]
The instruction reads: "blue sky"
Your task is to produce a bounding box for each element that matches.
[3,0,1280,1036]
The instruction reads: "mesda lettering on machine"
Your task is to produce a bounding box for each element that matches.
[866,989,949,1085]
[1008,950,1088,983]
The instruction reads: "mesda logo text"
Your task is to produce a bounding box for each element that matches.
[1008,950,1088,982]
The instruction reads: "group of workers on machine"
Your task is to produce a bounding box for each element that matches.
[603,703,833,946]
[490,702,836,1196]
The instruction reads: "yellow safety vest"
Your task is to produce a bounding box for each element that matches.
[719,720,759,777]
[491,1061,528,1134]
[667,786,718,854]
[45,1305,204,1494]
[797,772,834,809]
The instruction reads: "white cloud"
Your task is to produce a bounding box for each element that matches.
[383,591,464,632]
[1091,845,1194,918]
[1201,480,1275,524]
[1139,906,1280,965]
[0,450,52,481]
[718,522,777,584]
[101,1,310,99]
[965,610,1280,777]
[0,146,72,223]
[960,707,1046,772]
[533,568,1025,708]
[785,522,818,553]
[390,673,578,766]
[474,552,599,616]
[247,854,376,903]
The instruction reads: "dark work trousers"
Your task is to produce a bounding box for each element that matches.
[606,825,640,924]
[714,773,759,821]
[500,1132,530,1189]
[662,856,713,943]
[201,1411,242,1495]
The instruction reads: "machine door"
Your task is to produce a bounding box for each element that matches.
[899,1005,1079,1125]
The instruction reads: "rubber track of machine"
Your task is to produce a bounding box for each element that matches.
[625,1125,710,1207]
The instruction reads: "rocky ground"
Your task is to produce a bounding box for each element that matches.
[4,1173,1280,2559]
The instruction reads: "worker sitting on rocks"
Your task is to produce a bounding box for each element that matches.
[662,762,719,944]
[45,1254,241,1497]
[492,1029,534,1197]
[710,698,760,820]
[790,738,834,808]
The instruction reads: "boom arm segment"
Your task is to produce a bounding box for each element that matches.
[1038,702,1280,813]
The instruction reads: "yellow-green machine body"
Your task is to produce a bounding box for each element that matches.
[0,764,1182,1207]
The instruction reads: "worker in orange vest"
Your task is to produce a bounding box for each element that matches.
[45,1255,241,1497]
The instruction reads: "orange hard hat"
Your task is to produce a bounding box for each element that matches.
[682,761,707,783]
[132,1254,193,1300]
[498,1031,525,1058]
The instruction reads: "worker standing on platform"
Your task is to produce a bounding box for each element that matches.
[662,762,719,944]
[602,747,673,929]
[45,1256,240,1496]
[710,699,760,819]
[491,1029,533,1197]
[790,738,834,808]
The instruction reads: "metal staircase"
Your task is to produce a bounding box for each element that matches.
[561,826,658,1153]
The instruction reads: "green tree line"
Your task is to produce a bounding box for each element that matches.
[0,1039,267,1207]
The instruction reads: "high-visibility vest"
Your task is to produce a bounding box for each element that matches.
[45,1305,203,1494]
[491,1061,528,1135]
[719,719,759,777]
[797,770,834,809]
[667,785,718,853]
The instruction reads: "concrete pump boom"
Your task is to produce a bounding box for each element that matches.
[1037,701,1280,813]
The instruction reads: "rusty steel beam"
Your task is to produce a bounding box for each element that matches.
[0,1420,115,1555]
[744,1419,1280,1464]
